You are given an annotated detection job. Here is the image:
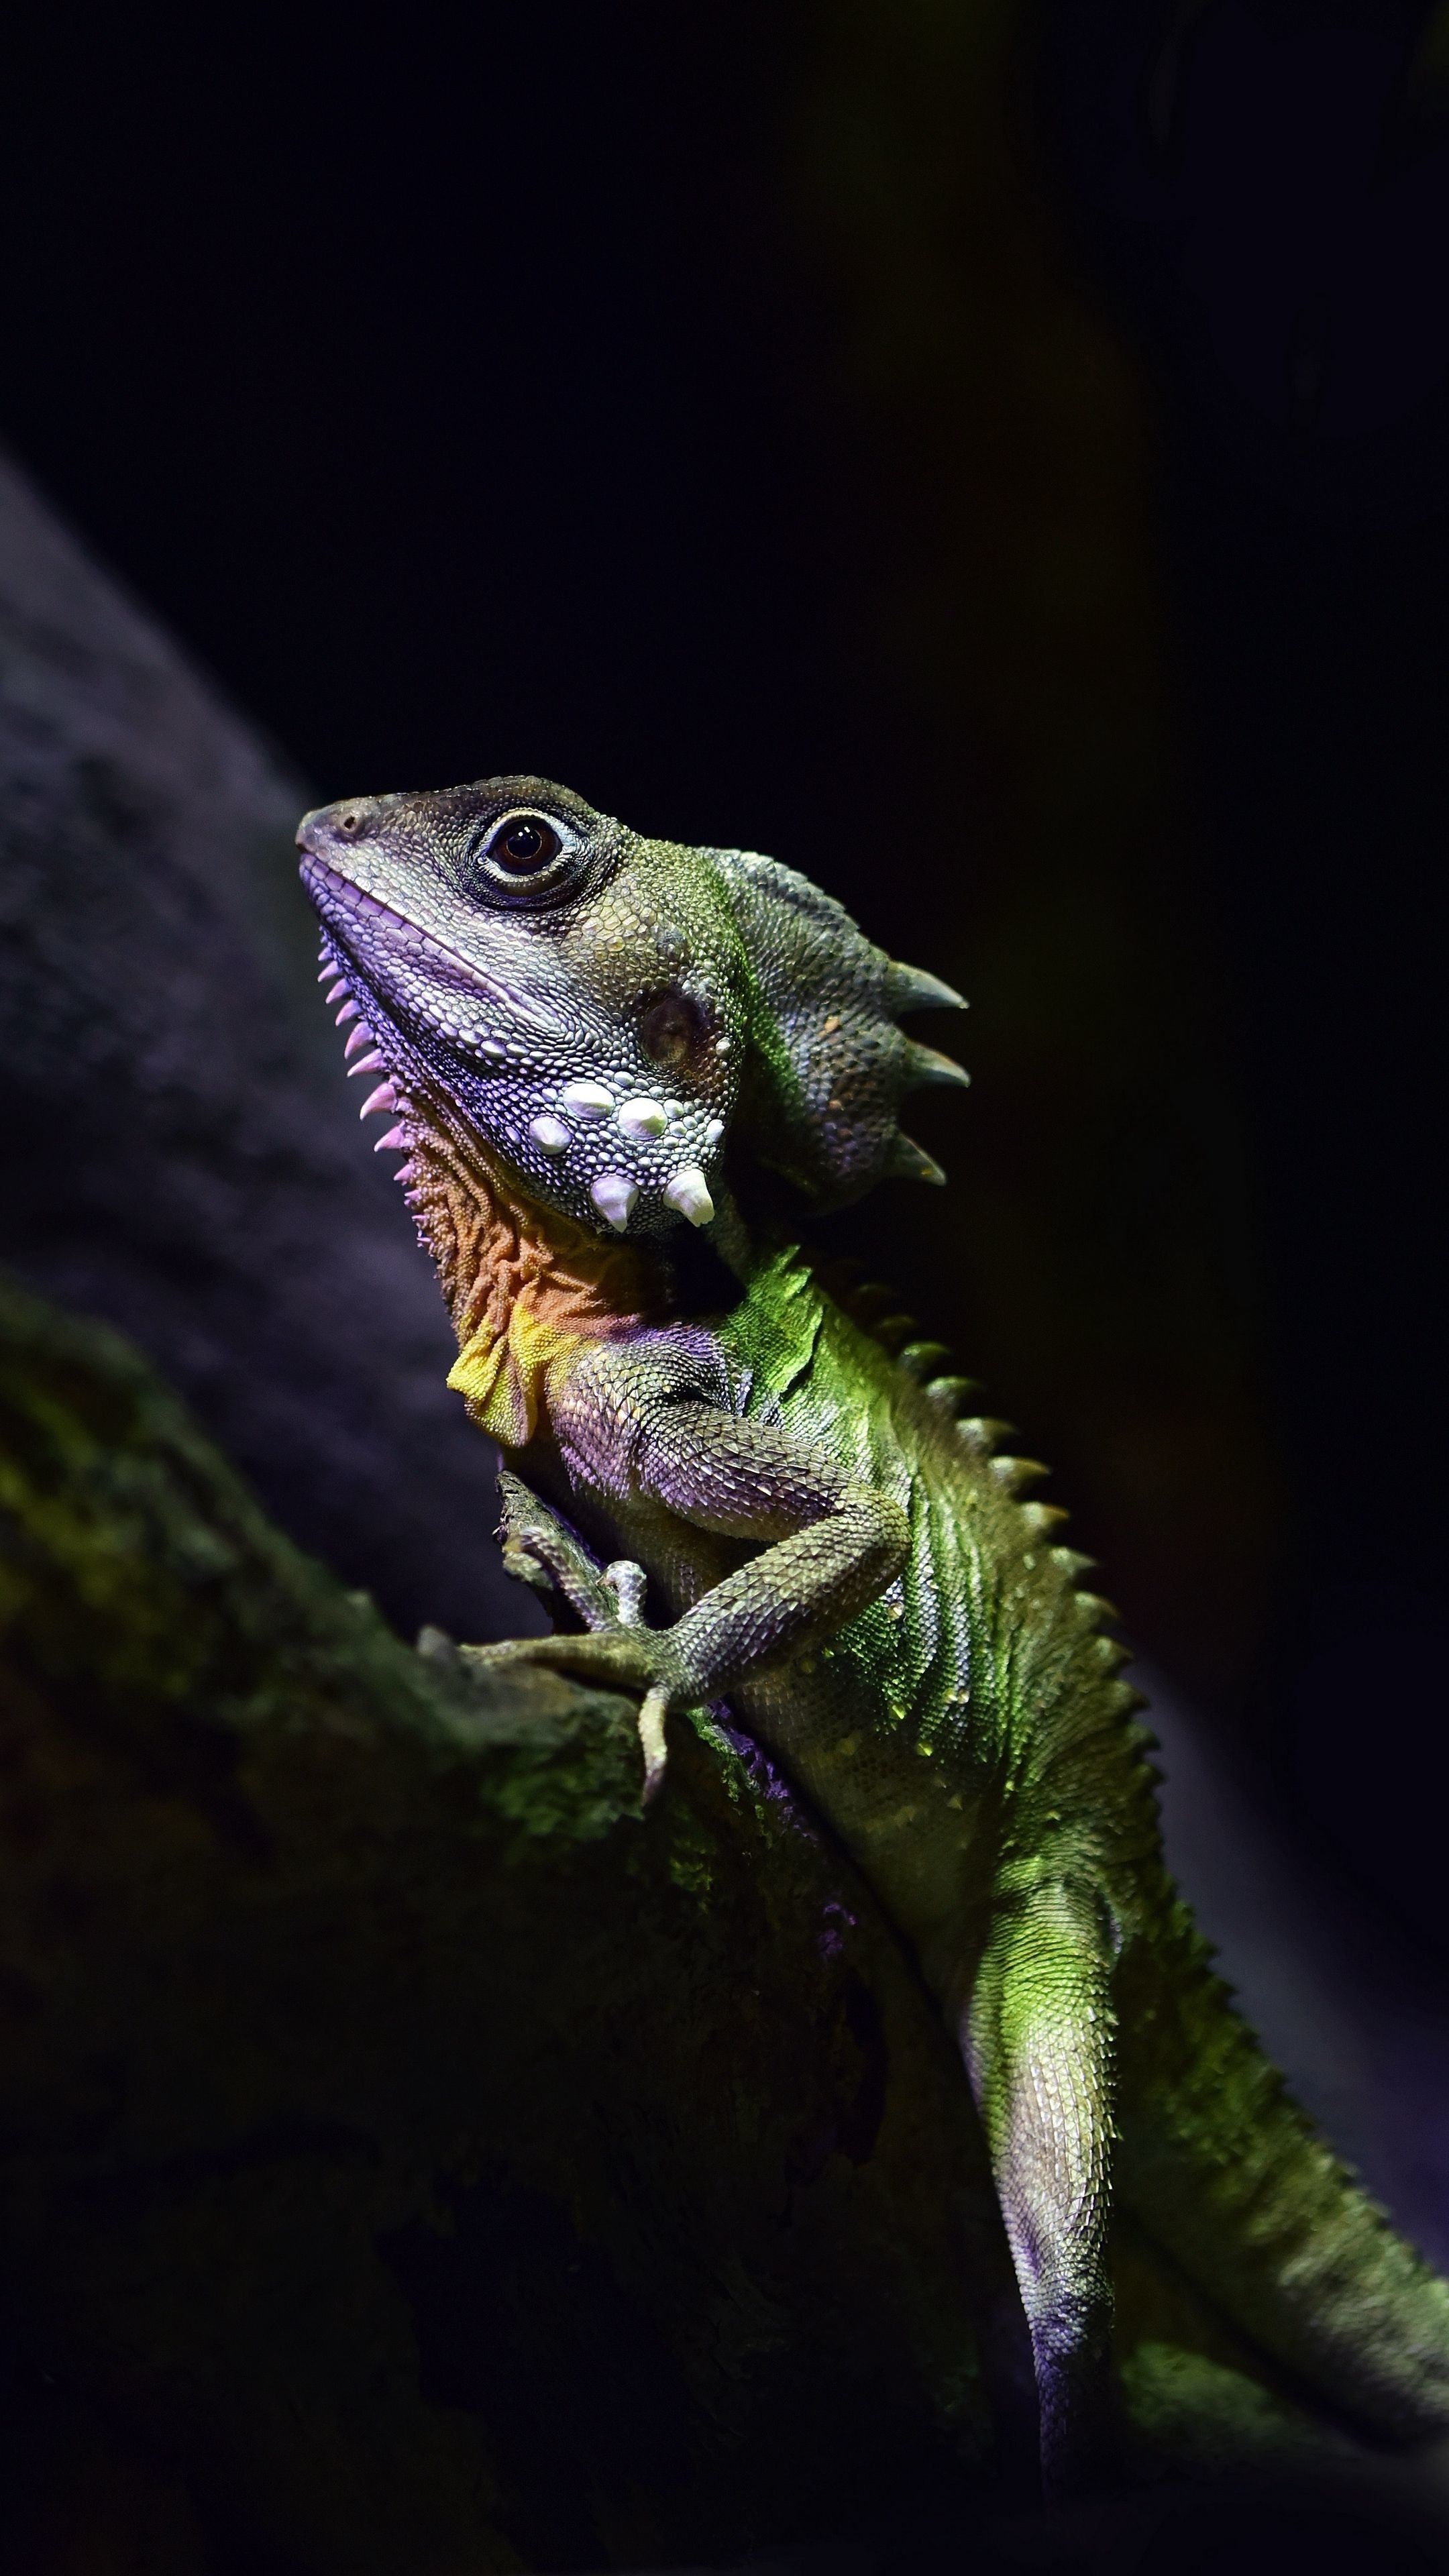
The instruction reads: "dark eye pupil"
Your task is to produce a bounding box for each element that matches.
[488,815,560,873]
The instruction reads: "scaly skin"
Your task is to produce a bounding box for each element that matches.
[299,776,1449,2497]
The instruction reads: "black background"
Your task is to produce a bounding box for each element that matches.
[4,0,1449,1952]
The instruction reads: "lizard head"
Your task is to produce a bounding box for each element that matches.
[298,775,967,1239]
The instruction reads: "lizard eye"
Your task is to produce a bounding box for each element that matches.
[486,815,561,875]
[470,810,576,904]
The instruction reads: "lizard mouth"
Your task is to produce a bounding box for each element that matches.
[301,853,565,1040]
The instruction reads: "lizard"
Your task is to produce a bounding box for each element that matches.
[298,772,1449,2497]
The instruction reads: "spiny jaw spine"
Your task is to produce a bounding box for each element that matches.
[317,931,417,1185]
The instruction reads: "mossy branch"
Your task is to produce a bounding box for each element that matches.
[0,1276,1354,2573]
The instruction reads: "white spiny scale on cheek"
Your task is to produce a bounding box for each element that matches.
[590,1172,637,1230]
[617,1097,668,1139]
[663,1167,714,1227]
[529,1115,571,1155]
[561,1079,614,1122]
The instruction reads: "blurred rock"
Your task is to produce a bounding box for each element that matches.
[0,446,528,1645]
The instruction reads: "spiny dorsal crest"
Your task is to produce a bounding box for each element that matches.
[828,1262,1120,1642]
[707,847,968,1211]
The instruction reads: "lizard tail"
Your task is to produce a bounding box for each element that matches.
[1116,1892,1449,2443]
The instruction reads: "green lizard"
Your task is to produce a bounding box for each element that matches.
[299,774,1449,2496]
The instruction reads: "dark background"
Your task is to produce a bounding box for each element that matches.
[4,1,1448,1953]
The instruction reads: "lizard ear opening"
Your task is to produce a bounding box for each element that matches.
[708,847,969,1212]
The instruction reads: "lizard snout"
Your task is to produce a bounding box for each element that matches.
[297,797,381,854]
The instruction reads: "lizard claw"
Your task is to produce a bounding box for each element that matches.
[636,1686,669,1804]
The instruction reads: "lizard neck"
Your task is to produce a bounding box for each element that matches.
[401,1095,663,1448]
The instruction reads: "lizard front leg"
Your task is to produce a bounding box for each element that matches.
[494,1467,649,1635]
[470,1394,909,1794]
[963,1870,1118,2498]
[492,1469,672,1790]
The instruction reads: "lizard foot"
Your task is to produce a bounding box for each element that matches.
[485,1472,684,1799]
[461,1625,686,1804]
